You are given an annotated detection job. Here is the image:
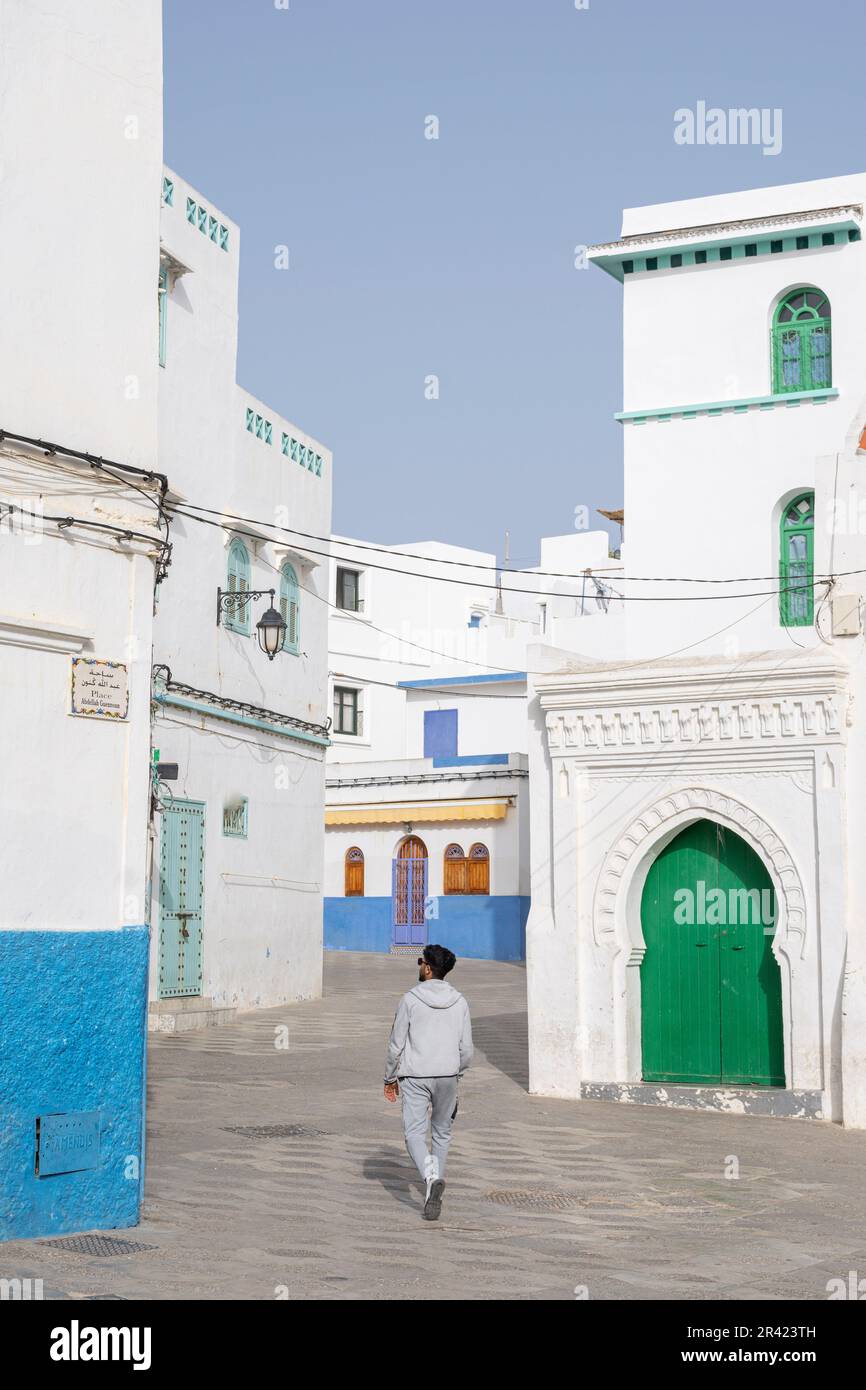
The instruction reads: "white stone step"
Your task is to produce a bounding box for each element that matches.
[148,997,237,1034]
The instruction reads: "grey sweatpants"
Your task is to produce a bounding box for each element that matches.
[399,1076,459,1180]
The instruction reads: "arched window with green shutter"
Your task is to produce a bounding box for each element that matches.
[225,539,251,634]
[772,289,831,394]
[779,492,814,627]
[279,562,300,654]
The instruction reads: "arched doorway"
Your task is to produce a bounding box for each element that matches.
[392,835,428,946]
[640,820,784,1086]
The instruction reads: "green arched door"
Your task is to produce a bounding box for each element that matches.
[640,820,784,1086]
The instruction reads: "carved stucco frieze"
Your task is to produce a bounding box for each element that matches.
[545,694,841,754]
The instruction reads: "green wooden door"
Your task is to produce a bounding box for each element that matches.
[158,800,205,998]
[640,820,784,1086]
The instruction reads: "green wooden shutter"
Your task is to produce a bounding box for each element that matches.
[279,563,300,653]
[225,540,251,634]
[779,492,814,628]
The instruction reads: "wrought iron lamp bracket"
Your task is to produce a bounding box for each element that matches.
[216,587,276,626]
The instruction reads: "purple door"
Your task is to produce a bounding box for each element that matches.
[392,837,428,946]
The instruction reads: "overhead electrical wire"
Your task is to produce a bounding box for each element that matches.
[170,505,806,689]
[168,502,837,604]
[5,423,834,699]
[5,421,851,599]
[172,497,864,587]
[6,457,826,681]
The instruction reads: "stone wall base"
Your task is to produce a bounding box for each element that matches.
[580,1082,825,1120]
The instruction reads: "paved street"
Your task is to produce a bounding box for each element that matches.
[5,952,866,1301]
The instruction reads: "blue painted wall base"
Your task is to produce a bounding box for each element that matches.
[0,927,149,1241]
[324,896,528,961]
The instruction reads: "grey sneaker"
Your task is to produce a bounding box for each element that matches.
[423,1178,445,1221]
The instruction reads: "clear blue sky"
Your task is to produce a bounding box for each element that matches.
[163,0,866,564]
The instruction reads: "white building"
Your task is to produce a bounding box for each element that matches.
[0,0,164,1237]
[324,531,617,959]
[528,172,866,1126]
[150,170,332,1028]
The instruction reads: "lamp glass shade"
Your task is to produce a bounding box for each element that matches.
[256,603,286,659]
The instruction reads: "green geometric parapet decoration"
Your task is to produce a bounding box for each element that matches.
[589,206,862,282]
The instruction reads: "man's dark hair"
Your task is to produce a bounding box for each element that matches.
[422,944,456,980]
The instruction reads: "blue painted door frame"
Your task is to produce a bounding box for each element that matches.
[392,856,428,946]
[158,799,205,998]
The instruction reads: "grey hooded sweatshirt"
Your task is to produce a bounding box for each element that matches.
[384,980,474,1082]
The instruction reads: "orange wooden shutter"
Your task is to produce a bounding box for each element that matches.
[467,843,489,894]
[444,844,466,894]
[345,847,364,896]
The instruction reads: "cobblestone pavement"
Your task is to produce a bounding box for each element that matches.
[4,952,866,1301]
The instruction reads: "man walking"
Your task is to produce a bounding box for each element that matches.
[384,944,473,1221]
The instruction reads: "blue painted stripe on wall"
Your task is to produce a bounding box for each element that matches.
[0,926,149,1241]
[324,898,393,954]
[431,753,509,767]
[324,896,528,962]
[397,672,526,688]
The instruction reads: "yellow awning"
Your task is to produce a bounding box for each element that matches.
[325,801,509,826]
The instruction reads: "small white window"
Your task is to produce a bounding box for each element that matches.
[336,566,363,613]
[333,685,363,736]
[223,797,248,838]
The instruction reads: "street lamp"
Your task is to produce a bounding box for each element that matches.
[216,586,287,661]
[255,599,287,660]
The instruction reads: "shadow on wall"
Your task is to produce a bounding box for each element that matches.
[472,1010,530,1091]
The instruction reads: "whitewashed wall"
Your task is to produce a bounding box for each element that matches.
[0,0,164,1238]
[618,172,866,660]
[328,530,622,764]
[0,0,163,933]
[324,763,526,901]
[151,170,332,1011]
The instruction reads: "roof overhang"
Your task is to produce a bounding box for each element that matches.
[159,245,192,279]
[588,203,863,282]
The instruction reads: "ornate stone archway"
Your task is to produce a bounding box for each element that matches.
[588,786,809,1086]
[592,786,806,959]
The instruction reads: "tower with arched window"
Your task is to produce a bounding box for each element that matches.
[521,172,866,1129]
